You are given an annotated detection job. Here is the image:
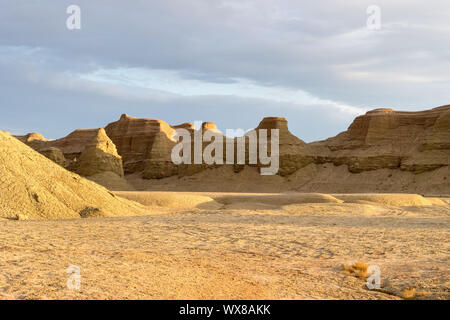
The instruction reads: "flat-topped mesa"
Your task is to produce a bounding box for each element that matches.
[252,117,313,176]
[105,114,176,174]
[14,132,49,153]
[120,113,133,120]
[311,105,450,173]
[49,129,101,158]
[201,122,219,131]
[173,122,195,131]
[256,116,304,144]
[365,108,395,115]
[15,132,47,143]
[256,117,289,131]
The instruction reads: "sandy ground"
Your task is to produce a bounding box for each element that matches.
[0,192,449,300]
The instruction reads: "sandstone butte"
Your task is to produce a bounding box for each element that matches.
[13,105,450,194]
[16,128,124,178]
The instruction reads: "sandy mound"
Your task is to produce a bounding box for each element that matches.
[88,172,135,191]
[438,197,450,205]
[114,191,222,210]
[281,203,387,216]
[426,197,449,205]
[224,202,281,211]
[0,131,146,220]
[214,193,342,207]
[333,193,443,206]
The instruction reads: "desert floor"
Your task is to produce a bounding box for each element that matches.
[0,192,449,300]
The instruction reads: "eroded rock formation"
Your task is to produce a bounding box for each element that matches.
[310,105,450,174]
[255,117,313,176]
[39,147,66,167]
[47,129,102,160]
[142,131,178,179]
[12,105,450,193]
[105,114,177,174]
[17,128,124,177]
[74,128,124,177]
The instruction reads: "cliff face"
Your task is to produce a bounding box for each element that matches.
[48,129,102,160]
[104,114,176,174]
[310,105,450,173]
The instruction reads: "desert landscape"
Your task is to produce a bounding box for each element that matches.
[0,105,449,300]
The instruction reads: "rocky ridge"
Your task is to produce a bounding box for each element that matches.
[13,105,450,193]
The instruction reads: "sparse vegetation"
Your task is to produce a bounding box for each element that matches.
[342,262,369,278]
[401,288,429,299]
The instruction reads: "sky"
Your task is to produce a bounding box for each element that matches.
[0,0,449,142]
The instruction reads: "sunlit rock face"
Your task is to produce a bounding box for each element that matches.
[255,117,313,176]
[16,128,124,177]
[13,105,450,184]
[75,128,124,178]
[310,105,450,173]
[105,114,176,174]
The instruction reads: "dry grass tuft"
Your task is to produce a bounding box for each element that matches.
[342,262,369,278]
[402,288,416,299]
[79,207,103,218]
[15,214,29,221]
[402,288,429,299]
[415,291,429,298]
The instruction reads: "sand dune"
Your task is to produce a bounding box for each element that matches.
[115,191,450,215]
[114,191,222,210]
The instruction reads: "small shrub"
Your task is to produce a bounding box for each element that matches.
[342,262,369,278]
[79,206,102,218]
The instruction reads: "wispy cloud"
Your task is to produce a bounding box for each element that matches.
[77,67,365,115]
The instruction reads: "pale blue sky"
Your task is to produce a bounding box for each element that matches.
[1,0,449,141]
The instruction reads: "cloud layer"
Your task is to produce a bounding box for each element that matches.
[0,0,449,141]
